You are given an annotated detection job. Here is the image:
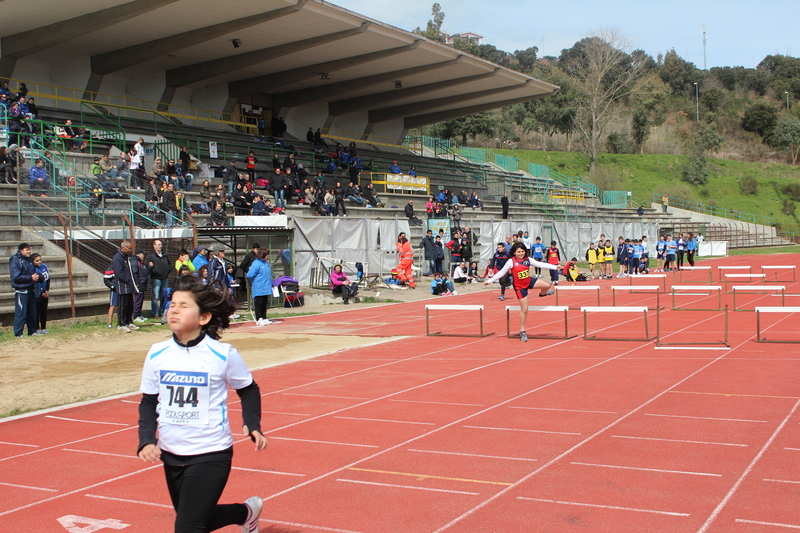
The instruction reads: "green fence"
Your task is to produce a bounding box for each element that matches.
[603,191,628,208]
[494,154,518,171]
[653,194,777,226]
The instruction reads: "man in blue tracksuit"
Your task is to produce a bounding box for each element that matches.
[9,242,40,337]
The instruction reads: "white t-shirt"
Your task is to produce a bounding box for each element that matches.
[140,335,253,456]
[453,265,466,278]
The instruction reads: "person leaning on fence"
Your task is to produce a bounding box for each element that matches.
[330,264,358,304]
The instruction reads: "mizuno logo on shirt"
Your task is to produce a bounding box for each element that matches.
[160,370,208,385]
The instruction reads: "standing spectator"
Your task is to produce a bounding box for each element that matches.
[238,243,260,290]
[445,230,463,275]
[686,232,697,266]
[662,194,669,213]
[273,170,288,209]
[546,240,561,285]
[420,229,436,276]
[132,250,149,323]
[501,192,510,219]
[247,249,273,326]
[32,253,50,334]
[160,182,178,229]
[9,242,40,337]
[209,249,228,287]
[407,165,417,177]
[112,240,139,333]
[192,246,210,271]
[145,239,170,319]
[246,151,257,181]
[28,158,49,196]
[257,116,265,136]
[389,161,401,174]
[178,145,190,177]
[461,225,477,264]
[223,159,238,200]
[306,127,315,144]
[432,235,445,275]
[404,200,422,226]
[334,182,346,216]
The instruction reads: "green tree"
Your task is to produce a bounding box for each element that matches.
[511,63,576,149]
[438,113,496,145]
[741,102,779,138]
[697,123,725,153]
[631,106,652,153]
[682,142,709,185]
[700,87,724,111]
[514,46,539,72]
[769,114,800,164]
[659,49,701,94]
[413,3,445,42]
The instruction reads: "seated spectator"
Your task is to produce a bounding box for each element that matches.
[344,181,364,205]
[174,159,193,191]
[144,176,159,205]
[0,93,10,113]
[306,127,315,144]
[431,272,455,296]
[98,154,114,177]
[404,199,423,226]
[330,264,358,304]
[199,179,212,204]
[0,82,10,99]
[232,183,251,215]
[25,97,38,118]
[151,157,168,185]
[63,119,85,151]
[458,190,469,205]
[272,154,281,170]
[209,203,229,226]
[28,158,49,196]
[314,128,329,149]
[252,194,269,216]
[407,165,417,177]
[467,192,485,211]
[113,152,131,188]
[362,182,383,207]
[390,160,402,174]
[90,157,105,180]
[452,262,469,284]
[468,261,483,282]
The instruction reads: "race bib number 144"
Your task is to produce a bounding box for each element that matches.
[159,370,210,426]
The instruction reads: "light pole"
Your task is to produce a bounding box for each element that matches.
[786,91,790,111]
[694,83,699,122]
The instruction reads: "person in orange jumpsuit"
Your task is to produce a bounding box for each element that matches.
[395,232,416,288]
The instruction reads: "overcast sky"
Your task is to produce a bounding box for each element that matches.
[333,0,798,69]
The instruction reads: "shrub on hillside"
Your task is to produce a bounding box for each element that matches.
[781,182,800,201]
[782,198,796,216]
[740,176,759,195]
[606,133,632,154]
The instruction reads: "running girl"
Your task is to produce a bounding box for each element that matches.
[484,242,558,342]
[137,275,267,532]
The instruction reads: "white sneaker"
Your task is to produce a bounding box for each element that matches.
[230,313,241,319]
[451,291,458,295]
[118,325,131,333]
[134,316,147,323]
[241,496,263,533]
[127,323,140,330]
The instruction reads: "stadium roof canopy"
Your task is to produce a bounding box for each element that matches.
[0,0,558,140]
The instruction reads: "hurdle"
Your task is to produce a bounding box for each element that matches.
[755,307,800,343]
[761,265,798,283]
[505,305,575,339]
[656,305,730,348]
[628,273,668,292]
[675,265,713,284]
[581,306,655,342]
[723,273,766,292]
[612,285,663,310]
[732,285,786,311]
[425,305,494,337]
[718,265,751,281]
[555,285,601,309]
[671,285,723,311]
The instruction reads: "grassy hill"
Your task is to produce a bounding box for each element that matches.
[494,148,800,233]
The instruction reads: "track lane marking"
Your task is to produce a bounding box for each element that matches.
[509,406,616,414]
[259,518,366,533]
[389,399,483,407]
[232,466,305,477]
[763,478,800,484]
[85,494,172,509]
[268,436,378,448]
[347,467,511,486]
[408,449,536,462]
[0,481,58,492]
[334,416,436,425]
[668,391,800,400]
[0,426,136,464]
[464,425,581,436]
[570,461,721,477]
[517,496,690,517]
[44,415,130,426]
[0,441,39,448]
[735,518,800,529]
[645,413,768,423]
[337,478,480,495]
[611,435,747,447]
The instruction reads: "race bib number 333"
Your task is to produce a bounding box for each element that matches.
[159,370,210,426]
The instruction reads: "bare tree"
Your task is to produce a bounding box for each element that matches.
[563,29,649,172]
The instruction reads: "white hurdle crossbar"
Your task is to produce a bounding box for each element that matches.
[723,273,766,292]
[581,306,655,342]
[675,265,713,284]
[718,265,752,281]
[426,305,494,337]
[505,305,575,339]
[628,274,668,292]
[671,285,724,311]
[612,285,663,310]
[755,307,800,343]
[555,285,601,309]
[656,305,730,348]
[732,285,786,311]
[761,265,797,283]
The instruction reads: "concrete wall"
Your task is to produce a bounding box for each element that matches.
[651,203,777,237]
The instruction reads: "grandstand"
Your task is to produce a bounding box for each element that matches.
[0,0,787,324]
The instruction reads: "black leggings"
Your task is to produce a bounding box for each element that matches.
[163,455,246,533]
[253,295,269,320]
[687,250,695,266]
[335,199,346,216]
[676,250,685,268]
[37,296,48,330]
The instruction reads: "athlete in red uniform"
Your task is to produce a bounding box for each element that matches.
[395,233,416,288]
[485,242,558,342]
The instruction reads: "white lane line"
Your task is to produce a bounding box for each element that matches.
[764,478,800,484]
[0,441,39,448]
[785,447,800,451]
[228,408,311,416]
[120,400,139,404]
[334,416,436,426]
[44,415,130,426]
[517,496,690,517]
[654,346,731,351]
[337,478,479,496]
[260,518,366,533]
[85,494,172,509]
[570,461,721,477]
[0,463,161,518]
[0,426,136,464]
[64,449,137,459]
[408,449,537,462]
[735,518,800,529]
[509,406,616,414]
[389,399,484,407]
[268,436,378,448]
[282,393,370,400]
[231,466,305,477]
[0,481,58,492]
[611,435,747,447]
[645,413,768,423]
[464,425,580,436]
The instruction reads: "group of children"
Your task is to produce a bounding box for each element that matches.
[585,235,651,279]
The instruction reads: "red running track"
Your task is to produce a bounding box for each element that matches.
[2,254,800,532]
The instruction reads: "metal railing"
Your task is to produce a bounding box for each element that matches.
[654,194,777,226]
[548,167,598,197]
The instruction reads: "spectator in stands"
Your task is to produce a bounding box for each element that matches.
[10,242,40,337]
[283,152,295,172]
[330,264,358,304]
[420,229,436,276]
[128,147,143,189]
[25,97,38,118]
[332,182,346,216]
[271,154,281,170]
[390,160,402,174]
[63,119,85,151]
[272,169,288,208]
[246,151,257,181]
[306,127,315,144]
[324,188,336,214]
[209,203,229,226]
[451,204,462,230]
[407,165,417,177]
[160,182,178,229]
[28,158,49,196]
[313,170,326,191]
[232,183,251,215]
[405,200,422,226]
[362,182,382,207]
[113,152,132,188]
[220,159,236,201]
[501,192,509,219]
[112,241,138,333]
[0,93,10,113]
[314,128,328,149]
[178,145,190,175]
[345,181,365,206]
[467,192,484,211]
[252,194,268,216]
[199,179,212,204]
[8,102,25,147]
[458,190,469,205]
[144,240,170,319]
[16,83,28,100]
[151,157,168,185]
[258,116,265,136]
[0,82,10,99]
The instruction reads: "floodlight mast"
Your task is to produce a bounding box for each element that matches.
[702,26,707,71]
